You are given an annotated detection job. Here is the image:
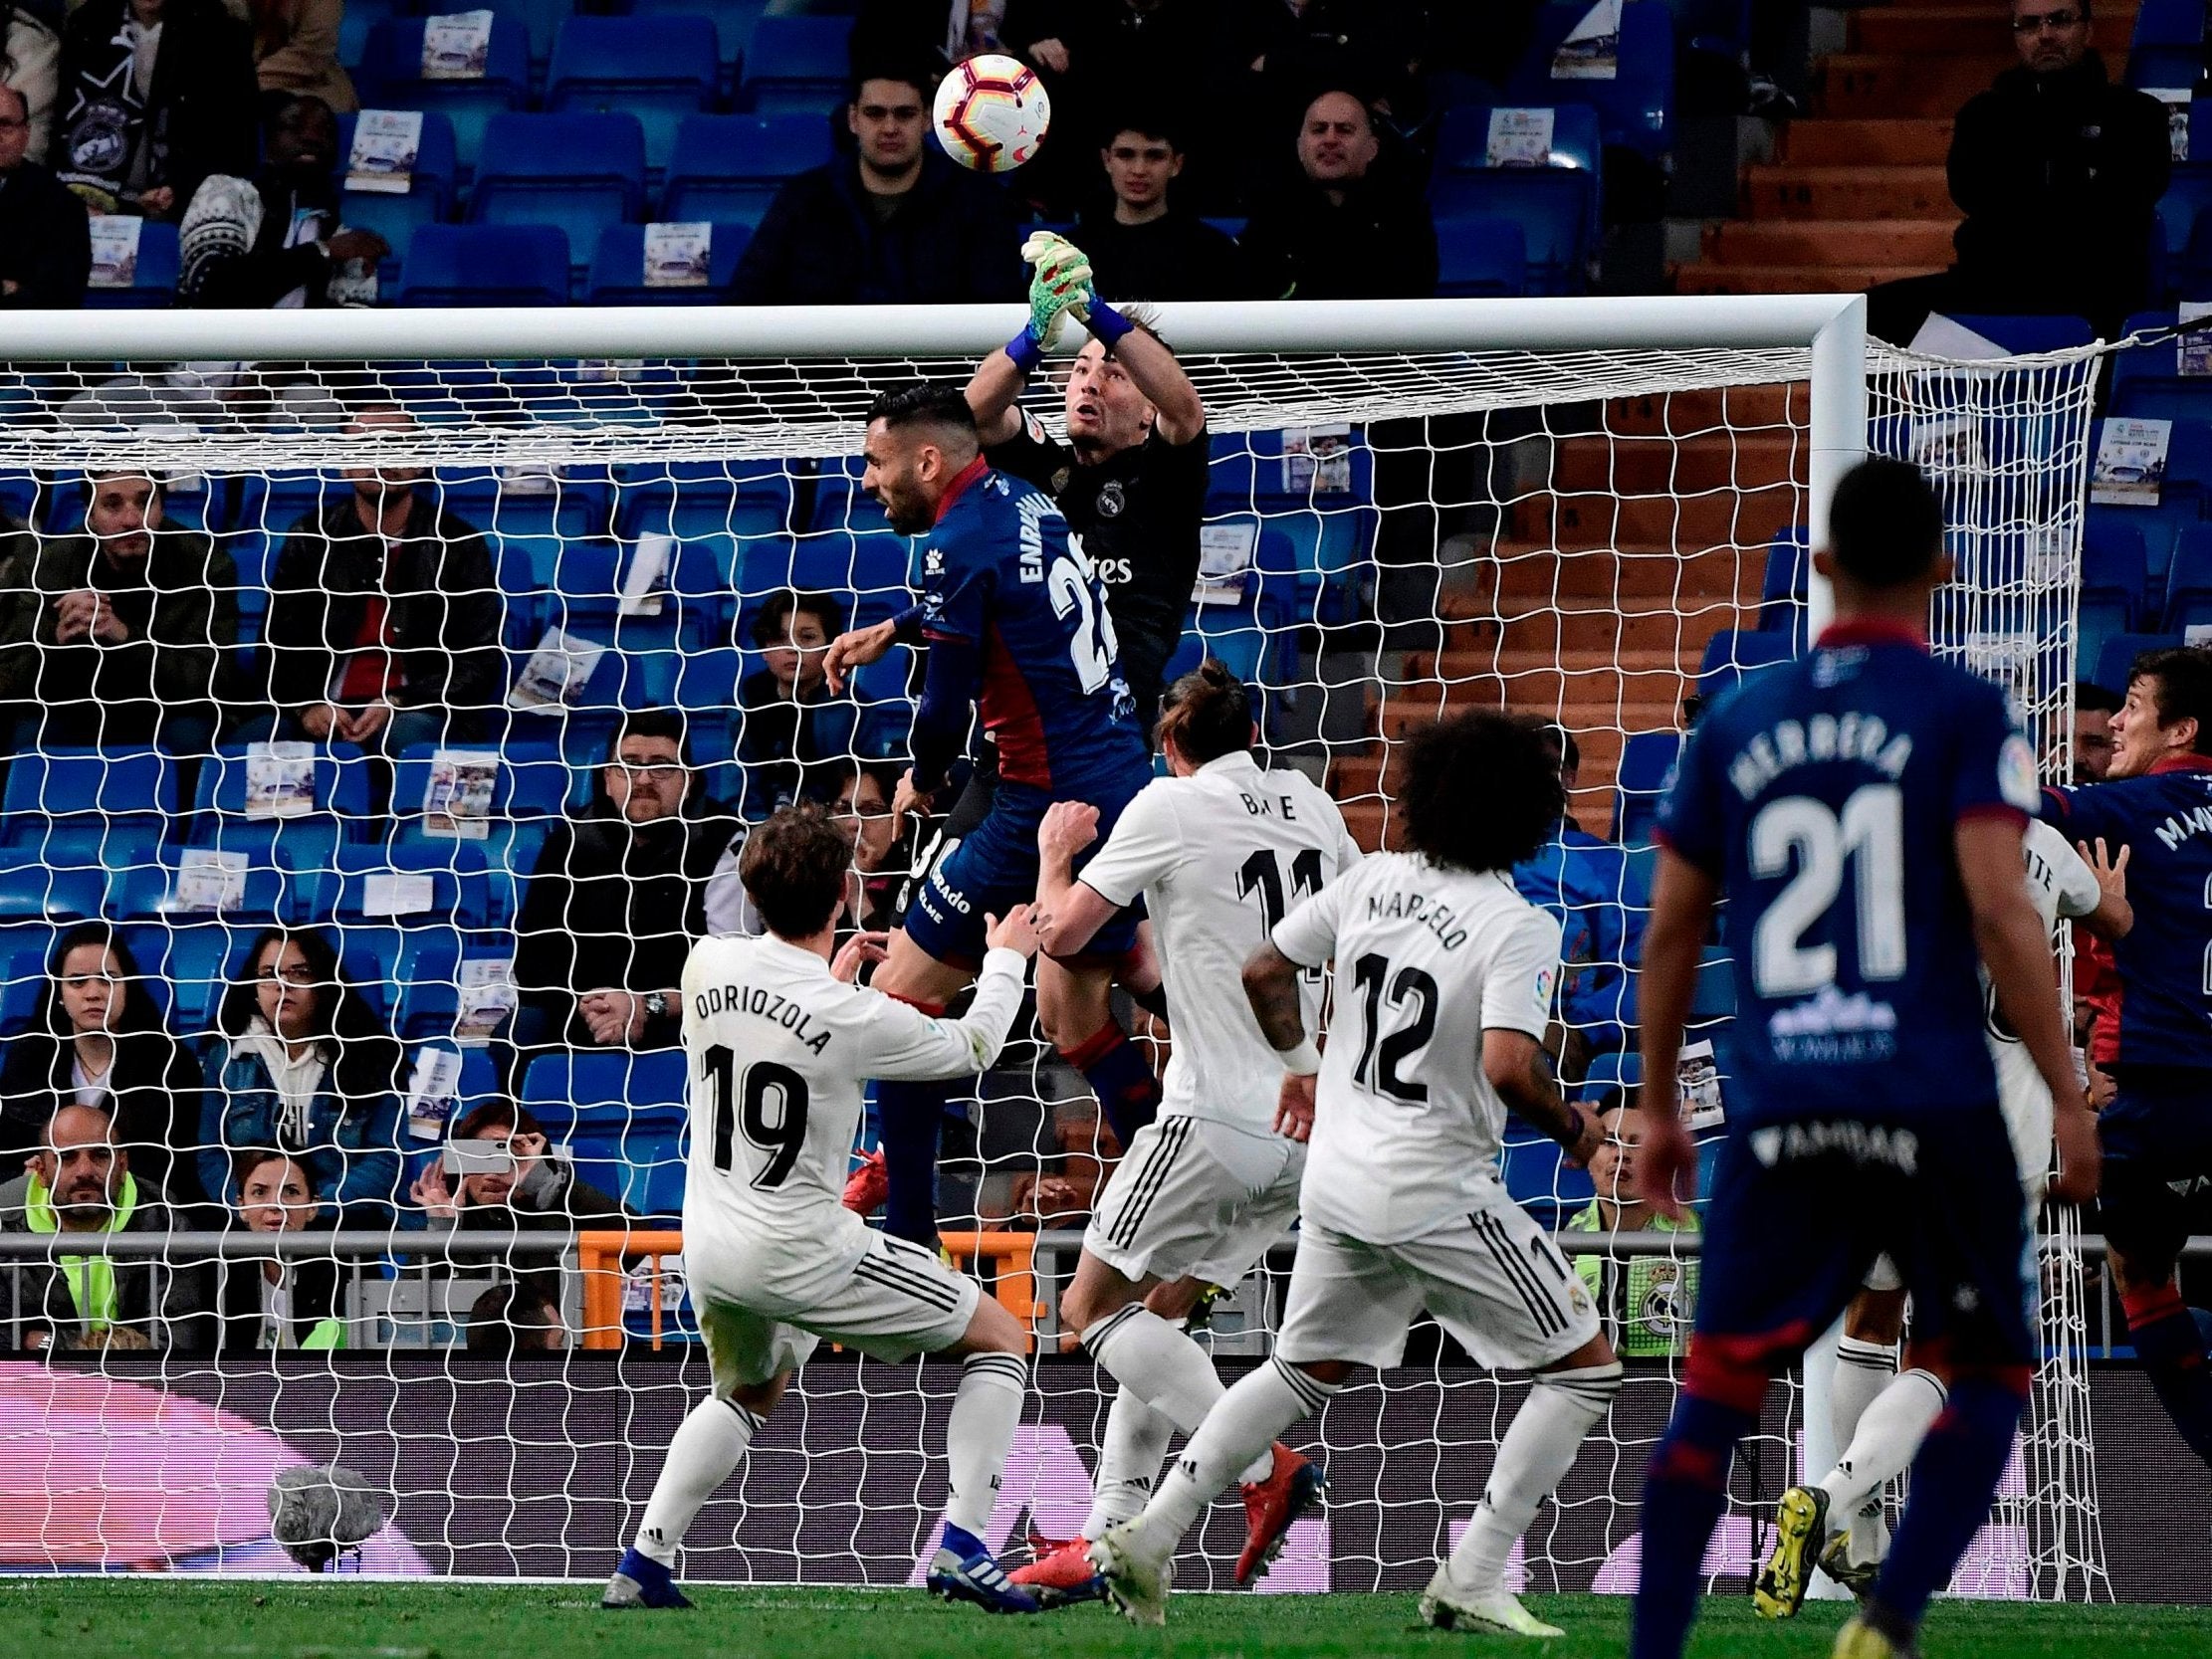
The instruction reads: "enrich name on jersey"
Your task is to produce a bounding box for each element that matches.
[692,981,834,1056]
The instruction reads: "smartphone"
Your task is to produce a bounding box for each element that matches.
[444,1140,514,1176]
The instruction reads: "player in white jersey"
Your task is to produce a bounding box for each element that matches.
[1091,710,1623,1637]
[603,803,1046,1616]
[1756,821,2131,1615]
[1004,661,1363,1605]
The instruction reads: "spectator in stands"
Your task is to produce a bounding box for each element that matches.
[2,2,60,164]
[731,64,1025,305]
[0,82,87,307]
[410,1101,630,1233]
[0,1102,199,1351]
[1000,1,1217,207]
[1513,726,1640,1069]
[197,927,403,1222]
[209,1148,345,1351]
[737,588,855,819]
[1238,87,1436,300]
[832,758,910,933]
[513,709,751,1055]
[261,404,504,755]
[1217,0,1427,140]
[466,1278,565,1354]
[178,94,385,308]
[0,470,237,751]
[2076,680,2121,783]
[1868,0,2169,343]
[0,923,207,1213]
[247,0,352,114]
[996,1094,1121,1230]
[1565,1103,1699,1359]
[56,0,258,218]
[1074,115,1253,301]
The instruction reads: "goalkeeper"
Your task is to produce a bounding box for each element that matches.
[827,235,1209,1234]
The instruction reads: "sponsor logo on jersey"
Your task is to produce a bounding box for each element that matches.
[1765,985,1900,1064]
[1747,1118,1920,1174]
[923,546,945,578]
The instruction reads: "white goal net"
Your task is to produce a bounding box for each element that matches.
[0,299,2108,1596]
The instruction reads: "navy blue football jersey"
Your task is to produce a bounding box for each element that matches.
[2043,755,2212,1071]
[1658,620,2042,1121]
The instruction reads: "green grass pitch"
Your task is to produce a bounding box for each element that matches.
[7,1580,2210,1659]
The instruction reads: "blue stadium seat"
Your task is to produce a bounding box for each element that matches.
[496,0,583,66]
[1575,1048,1643,1108]
[121,920,257,1031]
[1,750,177,872]
[388,740,569,858]
[189,743,372,861]
[109,845,297,926]
[2085,517,2155,627]
[520,1047,689,1136]
[616,459,800,547]
[335,0,404,70]
[1695,628,1794,702]
[1205,432,1377,626]
[2108,308,2212,423]
[1689,945,1736,1023]
[0,858,109,925]
[2138,0,2207,47]
[1434,102,1604,177]
[2094,630,2184,696]
[662,111,836,225]
[2157,173,2212,280]
[387,933,467,1037]
[587,223,752,305]
[1759,523,1809,641]
[1612,729,1682,844]
[355,16,532,172]
[1499,1133,1594,1227]
[469,112,648,260]
[400,225,571,307]
[2130,44,2203,90]
[740,15,850,112]
[2164,521,2212,630]
[1435,216,1528,298]
[1506,1,1676,162]
[548,15,719,174]
[2084,416,2212,580]
[0,926,56,1034]
[83,220,179,311]
[334,109,459,260]
[621,0,769,67]
[1431,171,1593,296]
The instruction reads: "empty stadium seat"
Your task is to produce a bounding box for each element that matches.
[2085,517,2155,627]
[1431,170,1592,296]
[1695,628,1794,702]
[738,15,848,112]
[1575,1049,1644,1108]
[189,743,372,862]
[2129,43,2203,90]
[1435,216,1528,298]
[0,926,56,1033]
[469,112,648,260]
[521,1048,688,1135]
[1613,729,1682,844]
[662,111,836,225]
[622,0,768,66]
[2164,521,2212,631]
[1507,1,1676,162]
[548,15,720,172]
[121,919,255,1031]
[83,220,179,310]
[400,225,571,307]
[2094,630,2183,695]
[1759,523,1809,639]
[355,15,532,171]
[334,109,460,259]
[108,844,300,926]
[587,223,751,305]
[2137,0,2207,47]
[1,750,178,872]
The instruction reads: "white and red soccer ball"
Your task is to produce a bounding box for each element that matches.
[932,54,1051,173]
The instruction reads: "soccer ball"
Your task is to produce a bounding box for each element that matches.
[932,54,1051,173]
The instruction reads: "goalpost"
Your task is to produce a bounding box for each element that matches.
[0,297,2104,1595]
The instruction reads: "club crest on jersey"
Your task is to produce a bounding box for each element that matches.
[1095,481,1126,518]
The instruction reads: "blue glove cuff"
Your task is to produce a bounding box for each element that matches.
[1084,298,1136,350]
[1003,327,1045,375]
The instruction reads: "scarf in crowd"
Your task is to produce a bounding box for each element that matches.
[56,3,159,211]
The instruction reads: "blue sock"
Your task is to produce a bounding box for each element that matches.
[1868,1373,2028,1638]
[2123,1282,2212,1468]
[1060,1022,1160,1147]
[1630,1393,1756,1659]
[940,1523,986,1559]
[877,1077,954,1245]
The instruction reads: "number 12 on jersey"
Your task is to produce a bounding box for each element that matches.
[703,1045,810,1189]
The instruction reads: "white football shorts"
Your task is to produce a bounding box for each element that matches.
[1084,1113,1303,1289]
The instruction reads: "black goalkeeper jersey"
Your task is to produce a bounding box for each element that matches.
[985,412,1210,739]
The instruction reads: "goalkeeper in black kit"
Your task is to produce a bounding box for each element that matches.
[826,233,1212,1237]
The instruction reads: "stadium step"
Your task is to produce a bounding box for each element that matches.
[1450,592,1749,656]
[1780,118,1953,166]
[1551,430,1806,493]
[1815,54,2021,120]
[1673,261,1944,295]
[1847,4,2134,58]
[1377,659,1690,716]
[1375,697,1685,742]
[1512,491,1796,557]
[1739,163,1954,222]
[1608,384,1804,438]
[1699,218,1958,268]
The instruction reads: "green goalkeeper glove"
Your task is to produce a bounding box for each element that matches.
[1004,232,1096,372]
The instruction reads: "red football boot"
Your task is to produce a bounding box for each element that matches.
[841,1147,888,1215]
[1235,1444,1327,1588]
[1007,1533,1107,1607]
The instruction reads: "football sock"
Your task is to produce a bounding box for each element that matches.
[943,1351,1028,1540]
[1083,1386,1178,1540]
[875,1073,955,1246]
[1133,1356,1336,1555]
[1826,1336,1902,1558]
[1060,1021,1161,1146]
[1445,1362,1621,1594]
[1081,1305,1276,1485]
[1630,1392,1757,1659]
[634,1396,764,1564]
[2121,1280,2212,1468]
[1821,1367,1946,1532]
[1867,1372,2028,1643]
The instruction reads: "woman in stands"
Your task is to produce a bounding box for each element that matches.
[197,928,402,1223]
[0,921,208,1211]
[210,1148,348,1352]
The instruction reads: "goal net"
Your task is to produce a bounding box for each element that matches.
[0,299,2107,1595]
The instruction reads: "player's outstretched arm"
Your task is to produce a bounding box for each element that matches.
[1033,800,1114,957]
[1635,848,1721,1220]
[1959,816,2101,1202]
[1096,321,1205,446]
[966,232,1095,443]
[1483,1030,1601,1167]
[862,908,1041,1081]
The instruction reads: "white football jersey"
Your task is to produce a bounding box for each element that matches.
[1986,818,2103,1183]
[1076,751,1364,1134]
[1271,852,1563,1245]
[678,935,1026,1300]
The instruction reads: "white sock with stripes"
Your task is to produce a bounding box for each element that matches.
[1081,1386,1177,1541]
[1442,1362,1621,1595]
[943,1351,1029,1541]
[634,1396,763,1564]
[1129,1356,1336,1557]
[1823,1335,1903,1556]
[1083,1305,1275,1487]
[1820,1367,1947,1538]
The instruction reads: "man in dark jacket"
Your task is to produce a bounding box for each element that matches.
[0,83,90,307]
[1870,0,2169,342]
[0,1102,199,1352]
[56,0,257,218]
[0,470,236,749]
[1239,87,1436,300]
[1074,115,1255,301]
[513,708,751,1054]
[178,94,386,308]
[731,65,1024,305]
[261,403,503,753]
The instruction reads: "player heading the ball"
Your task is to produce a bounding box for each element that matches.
[1628,458,2099,1659]
[603,803,1044,1616]
[1092,709,1623,1638]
